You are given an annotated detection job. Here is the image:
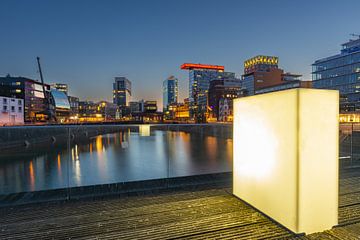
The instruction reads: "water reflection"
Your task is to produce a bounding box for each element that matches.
[29,161,35,192]
[0,129,232,194]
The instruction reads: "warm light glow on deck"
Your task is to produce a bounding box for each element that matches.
[233,88,339,234]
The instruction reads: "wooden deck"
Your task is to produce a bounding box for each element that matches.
[1,168,360,239]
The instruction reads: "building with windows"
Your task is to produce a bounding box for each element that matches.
[312,37,360,112]
[163,75,178,111]
[113,77,131,107]
[78,101,103,122]
[144,101,157,113]
[50,89,71,123]
[0,75,51,122]
[51,83,68,95]
[241,56,304,96]
[181,63,236,122]
[175,99,190,122]
[208,78,242,121]
[0,96,24,125]
[68,96,79,121]
[255,80,312,95]
[129,101,142,113]
[97,101,120,121]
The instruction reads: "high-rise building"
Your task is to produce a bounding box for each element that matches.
[51,83,68,95]
[312,37,360,112]
[242,56,304,96]
[181,63,235,122]
[0,75,51,122]
[113,77,131,107]
[163,75,178,111]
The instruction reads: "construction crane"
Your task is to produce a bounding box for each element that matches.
[36,57,56,122]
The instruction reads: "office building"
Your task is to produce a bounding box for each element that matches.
[113,77,131,107]
[129,101,141,113]
[242,56,304,96]
[181,63,235,122]
[312,37,360,112]
[51,83,68,95]
[175,103,190,121]
[255,80,312,95]
[50,89,71,123]
[144,100,157,113]
[163,75,178,111]
[0,96,24,125]
[0,75,51,122]
[68,96,79,120]
[78,101,103,122]
[208,78,242,121]
[97,101,120,121]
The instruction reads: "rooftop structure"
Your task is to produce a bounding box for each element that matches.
[244,55,278,74]
[241,56,304,96]
[180,63,224,71]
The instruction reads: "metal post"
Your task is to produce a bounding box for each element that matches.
[67,127,71,200]
[351,123,353,166]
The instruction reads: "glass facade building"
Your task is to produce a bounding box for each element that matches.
[242,75,255,95]
[113,77,131,107]
[312,38,360,111]
[51,83,68,95]
[50,89,71,122]
[188,69,235,119]
[163,75,178,111]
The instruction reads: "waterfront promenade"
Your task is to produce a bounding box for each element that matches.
[1,168,360,239]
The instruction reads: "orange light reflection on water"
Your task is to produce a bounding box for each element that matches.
[205,136,217,163]
[57,154,62,177]
[29,161,35,191]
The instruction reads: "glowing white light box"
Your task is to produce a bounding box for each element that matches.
[233,88,339,234]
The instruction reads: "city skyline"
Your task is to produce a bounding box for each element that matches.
[1,0,360,109]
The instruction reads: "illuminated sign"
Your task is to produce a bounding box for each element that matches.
[180,63,224,71]
[244,55,278,69]
[233,88,339,234]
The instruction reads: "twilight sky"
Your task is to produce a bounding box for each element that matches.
[1,0,359,108]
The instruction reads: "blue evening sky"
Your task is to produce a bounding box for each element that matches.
[1,0,359,108]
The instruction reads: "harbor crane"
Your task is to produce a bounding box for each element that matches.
[36,56,56,122]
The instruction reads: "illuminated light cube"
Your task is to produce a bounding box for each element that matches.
[233,88,339,234]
